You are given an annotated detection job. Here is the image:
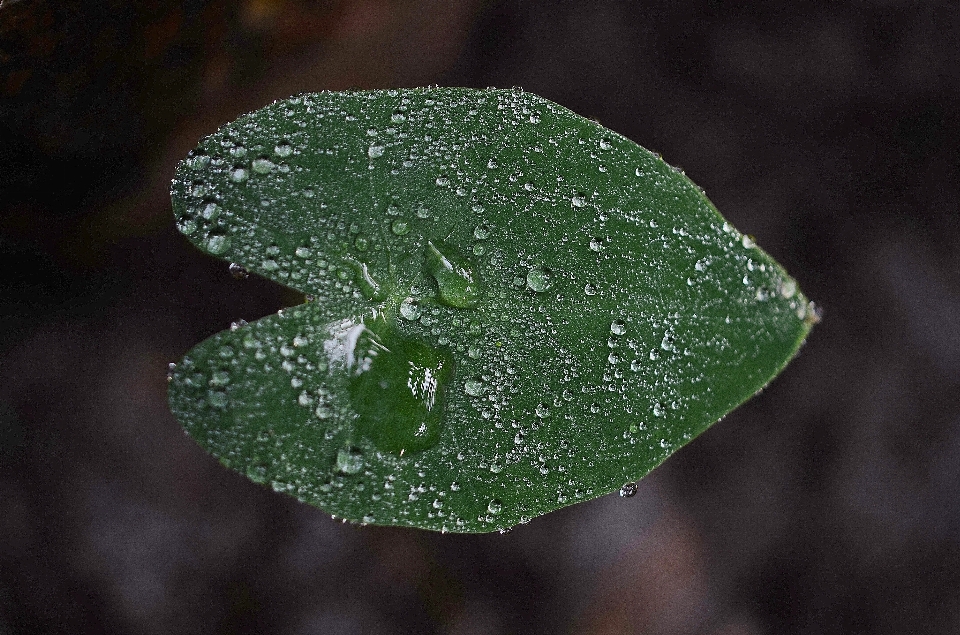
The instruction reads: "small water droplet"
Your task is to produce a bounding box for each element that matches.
[474,224,491,240]
[274,142,293,157]
[571,193,586,207]
[206,233,230,254]
[589,237,604,252]
[436,175,450,187]
[354,236,369,251]
[487,158,498,169]
[230,166,248,182]
[610,320,626,336]
[368,145,384,158]
[252,157,275,174]
[487,499,502,515]
[391,219,410,235]
[535,404,550,418]
[464,378,485,397]
[229,263,249,279]
[652,402,666,417]
[619,482,638,498]
[584,283,598,296]
[742,234,756,249]
[399,297,422,320]
[336,448,364,474]
[526,266,553,292]
[599,138,613,151]
[630,359,643,371]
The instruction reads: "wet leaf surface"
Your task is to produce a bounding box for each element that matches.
[168,88,815,533]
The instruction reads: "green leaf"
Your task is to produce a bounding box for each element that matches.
[168,88,815,533]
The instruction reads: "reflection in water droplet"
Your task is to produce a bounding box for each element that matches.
[348,328,453,454]
[426,240,481,308]
[526,266,553,292]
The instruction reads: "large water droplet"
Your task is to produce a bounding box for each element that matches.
[425,239,481,309]
[349,329,453,454]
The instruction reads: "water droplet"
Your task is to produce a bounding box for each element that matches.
[336,448,364,474]
[467,345,481,359]
[741,234,756,249]
[436,175,450,187]
[610,320,626,336]
[350,330,453,454]
[474,224,491,240]
[571,193,586,207]
[425,240,481,309]
[652,402,666,417]
[526,266,553,292]
[584,283,598,296]
[208,389,228,409]
[354,236,369,251]
[229,263,249,279]
[368,145,384,158]
[252,157,275,174]
[295,246,312,258]
[487,158,498,169]
[464,378,485,397]
[779,279,797,299]
[229,166,248,182]
[487,499,502,515]
[661,332,676,352]
[535,404,550,418]
[619,482,638,498]
[206,233,231,255]
[399,297,422,321]
[274,141,293,157]
[630,359,643,371]
[589,237,604,252]
[391,219,410,235]
[600,138,613,151]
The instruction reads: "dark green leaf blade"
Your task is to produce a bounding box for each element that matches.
[169,88,815,533]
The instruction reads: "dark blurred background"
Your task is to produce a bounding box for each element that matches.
[2,0,960,633]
